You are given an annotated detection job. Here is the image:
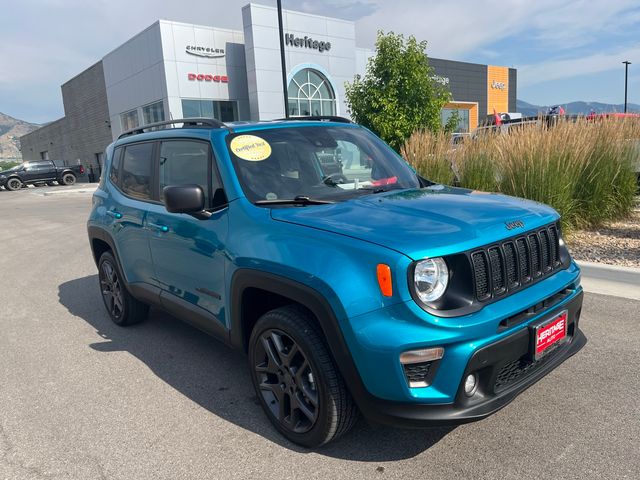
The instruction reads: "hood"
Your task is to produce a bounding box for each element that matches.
[271,186,559,260]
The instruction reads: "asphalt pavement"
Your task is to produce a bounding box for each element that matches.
[1,187,639,480]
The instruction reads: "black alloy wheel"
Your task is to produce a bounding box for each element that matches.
[249,305,359,447]
[100,259,124,321]
[61,173,76,185]
[5,178,22,191]
[97,251,148,326]
[254,328,319,433]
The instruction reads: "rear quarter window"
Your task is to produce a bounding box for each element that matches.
[120,143,153,200]
[109,147,122,186]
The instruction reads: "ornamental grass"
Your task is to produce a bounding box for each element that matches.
[402,118,639,231]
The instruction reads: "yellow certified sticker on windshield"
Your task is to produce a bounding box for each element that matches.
[230,135,272,161]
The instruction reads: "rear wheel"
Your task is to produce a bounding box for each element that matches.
[5,178,22,191]
[98,251,148,326]
[61,173,76,185]
[248,305,359,447]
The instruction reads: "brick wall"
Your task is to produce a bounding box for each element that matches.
[20,62,113,175]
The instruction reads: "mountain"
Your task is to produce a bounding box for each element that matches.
[0,112,40,163]
[517,100,640,117]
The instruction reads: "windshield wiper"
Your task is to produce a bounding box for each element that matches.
[357,186,390,194]
[254,195,336,206]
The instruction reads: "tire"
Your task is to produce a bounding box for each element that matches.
[248,305,359,447]
[98,251,148,326]
[61,173,76,185]
[5,178,22,191]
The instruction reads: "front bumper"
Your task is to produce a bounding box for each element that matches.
[350,289,585,427]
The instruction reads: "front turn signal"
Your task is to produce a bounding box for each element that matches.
[376,264,393,297]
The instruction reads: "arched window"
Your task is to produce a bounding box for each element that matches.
[287,68,336,117]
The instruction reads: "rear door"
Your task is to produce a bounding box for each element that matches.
[107,142,156,285]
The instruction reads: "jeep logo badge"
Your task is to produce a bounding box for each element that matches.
[505,220,525,230]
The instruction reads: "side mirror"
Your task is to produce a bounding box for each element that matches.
[163,184,205,215]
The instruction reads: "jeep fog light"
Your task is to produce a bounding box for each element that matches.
[413,257,449,303]
[464,373,478,396]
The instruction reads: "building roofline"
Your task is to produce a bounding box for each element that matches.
[102,20,162,59]
[242,2,354,25]
[430,56,515,70]
[60,60,103,87]
[157,19,243,35]
[19,117,66,140]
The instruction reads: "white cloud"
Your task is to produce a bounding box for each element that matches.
[2,0,640,121]
[519,46,640,87]
[348,0,640,59]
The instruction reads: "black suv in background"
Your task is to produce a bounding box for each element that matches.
[0,160,85,190]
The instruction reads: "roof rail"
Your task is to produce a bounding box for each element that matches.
[118,118,227,139]
[275,115,352,124]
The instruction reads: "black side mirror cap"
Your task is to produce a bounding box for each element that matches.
[163,184,206,215]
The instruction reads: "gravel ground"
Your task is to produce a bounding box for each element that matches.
[567,200,640,268]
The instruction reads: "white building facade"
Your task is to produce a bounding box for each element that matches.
[21,2,516,167]
[101,3,369,139]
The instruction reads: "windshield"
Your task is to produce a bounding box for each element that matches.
[1,164,23,173]
[227,126,420,204]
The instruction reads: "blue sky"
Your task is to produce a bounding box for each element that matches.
[1,0,639,123]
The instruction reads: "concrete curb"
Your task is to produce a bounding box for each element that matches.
[38,185,98,196]
[577,260,640,301]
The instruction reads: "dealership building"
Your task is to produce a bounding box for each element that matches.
[20,2,516,171]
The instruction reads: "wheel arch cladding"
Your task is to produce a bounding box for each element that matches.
[229,269,348,352]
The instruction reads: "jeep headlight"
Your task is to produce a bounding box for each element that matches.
[413,257,449,303]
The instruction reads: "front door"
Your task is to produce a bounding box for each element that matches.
[145,139,229,332]
[23,163,49,182]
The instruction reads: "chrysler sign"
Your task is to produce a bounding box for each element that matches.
[186,45,225,58]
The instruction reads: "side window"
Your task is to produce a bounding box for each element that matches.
[121,143,153,200]
[158,140,213,206]
[109,147,122,186]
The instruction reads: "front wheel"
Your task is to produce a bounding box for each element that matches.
[98,251,148,326]
[61,173,76,185]
[5,178,22,191]
[248,305,359,447]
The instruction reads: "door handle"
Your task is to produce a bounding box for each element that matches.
[147,222,169,233]
[106,210,122,219]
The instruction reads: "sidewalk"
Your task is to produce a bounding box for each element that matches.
[577,260,640,301]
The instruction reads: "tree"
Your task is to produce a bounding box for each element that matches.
[345,32,452,151]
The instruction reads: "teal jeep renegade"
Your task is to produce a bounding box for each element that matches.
[87,117,586,447]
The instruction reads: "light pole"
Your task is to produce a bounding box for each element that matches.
[277,0,289,118]
[623,60,631,113]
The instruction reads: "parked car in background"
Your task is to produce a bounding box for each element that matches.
[0,160,84,190]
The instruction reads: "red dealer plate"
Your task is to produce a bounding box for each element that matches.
[533,310,568,360]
